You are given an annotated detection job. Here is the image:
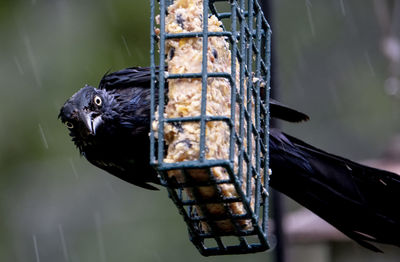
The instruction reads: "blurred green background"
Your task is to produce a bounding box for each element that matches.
[0,0,399,261]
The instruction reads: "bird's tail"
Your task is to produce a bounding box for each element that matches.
[269,129,400,252]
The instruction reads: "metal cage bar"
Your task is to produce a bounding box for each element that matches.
[150,0,271,256]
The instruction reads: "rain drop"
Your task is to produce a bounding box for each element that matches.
[23,35,42,88]
[364,51,375,77]
[94,213,107,262]
[58,224,70,262]
[121,35,132,57]
[305,0,315,37]
[13,56,24,75]
[340,0,346,16]
[38,124,49,149]
[69,158,79,179]
[32,235,41,262]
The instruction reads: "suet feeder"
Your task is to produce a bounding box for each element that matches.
[150,0,271,256]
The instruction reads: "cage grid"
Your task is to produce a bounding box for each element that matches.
[150,0,271,256]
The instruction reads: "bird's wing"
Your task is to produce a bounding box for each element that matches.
[98,67,154,90]
[98,67,310,122]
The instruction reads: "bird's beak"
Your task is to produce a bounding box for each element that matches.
[79,111,103,135]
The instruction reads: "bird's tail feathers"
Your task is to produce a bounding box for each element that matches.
[269,130,400,252]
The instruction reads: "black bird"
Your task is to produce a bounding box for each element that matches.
[59,67,400,252]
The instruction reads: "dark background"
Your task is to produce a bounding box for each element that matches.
[0,0,399,261]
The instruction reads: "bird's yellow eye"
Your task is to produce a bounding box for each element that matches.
[94,95,102,106]
[65,121,74,129]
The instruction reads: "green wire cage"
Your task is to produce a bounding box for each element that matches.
[150,0,271,256]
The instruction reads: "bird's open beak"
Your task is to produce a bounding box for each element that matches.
[80,111,103,135]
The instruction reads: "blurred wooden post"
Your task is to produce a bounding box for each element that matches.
[373,0,400,96]
[261,1,286,262]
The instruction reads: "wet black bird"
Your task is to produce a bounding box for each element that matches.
[59,67,400,252]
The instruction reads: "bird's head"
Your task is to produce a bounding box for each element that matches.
[59,85,110,140]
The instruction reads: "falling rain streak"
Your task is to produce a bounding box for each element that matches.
[94,213,107,262]
[38,124,49,149]
[58,224,70,262]
[23,36,42,88]
[32,235,41,262]
[365,51,376,77]
[13,56,24,75]
[69,158,79,179]
[340,0,346,16]
[305,0,315,36]
[121,35,132,57]
[134,47,145,63]
[328,83,342,112]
